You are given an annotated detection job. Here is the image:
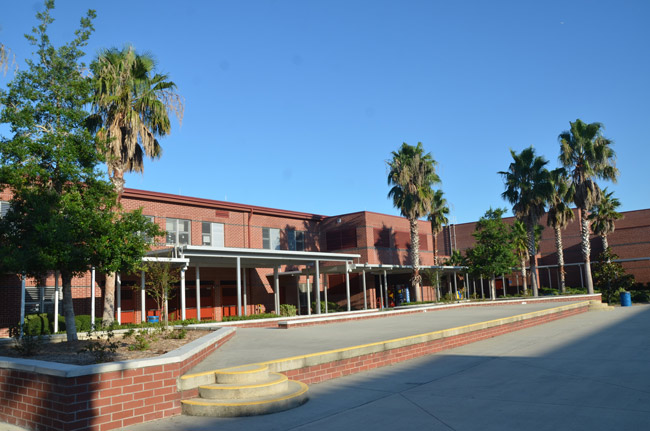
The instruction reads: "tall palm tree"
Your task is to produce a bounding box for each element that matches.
[427,189,449,265]
[511,220,529,295]
[387,142,440,302]
[547,168,574,293]
[499,147,551,297]
[559,119,618,294]
[588,188,622,251]
[88,46,183,325]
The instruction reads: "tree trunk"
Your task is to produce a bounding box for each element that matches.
[555,225,566,294]
[520,258,528,296]
[102,272,116,326]
[526,222,539,297]
[409,218,422,302]
[490,276,496,300]
[61,271,78,342]
[580,208,594,294]
[602,234,609,253]
[433,232,438,266]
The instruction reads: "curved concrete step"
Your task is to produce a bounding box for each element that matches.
[183,380,309,417]
[215,363,270,384]
[199,372,289,399]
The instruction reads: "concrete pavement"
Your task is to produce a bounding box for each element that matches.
[123,303,650,431]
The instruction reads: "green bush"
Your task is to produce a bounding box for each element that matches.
[631,291,649,303]
[279,304,296,317]
[222,313,278,321]
[23,314,50,336]
[311,301,343,313]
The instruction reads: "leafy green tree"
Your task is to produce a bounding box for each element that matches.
[427,189,449,265]
[499,147,551,297]
[593,249,634,304]
[1,43,16,76]
[559,119,618,294]
[140,257,180,326]
[387,142,440,301]
[87,45,183,325]
[588,188,622,252]
[0,1,99,341]
[0,2,160,341]
[547,168,575,293]
[465,208,517,300]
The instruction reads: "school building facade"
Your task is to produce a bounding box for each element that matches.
[1,187,649,335]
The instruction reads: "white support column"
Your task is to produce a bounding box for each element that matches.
[181,266,187,320]
[20,273,26,337]
[39,284,44,316]
[323,275,329,313]
[306,275,311,315]
[141,270,146,323]
[315,260,321,315]
[243,267,248,316]
[383,270,388,308]
[296,277,301,315]
[196,266,201,321]
[378,274,383,309]
[90,267,96,330]
[273,266,279,315]
[236,257,242,316]
[345,262,351,312]
[116,272,122,325]
[53,271,60,333]
[362,270,367,310]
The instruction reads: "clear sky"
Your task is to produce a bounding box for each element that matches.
[1,0,649,224]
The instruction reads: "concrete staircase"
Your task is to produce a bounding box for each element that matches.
[181,364,309,417]
[589,300,615,311]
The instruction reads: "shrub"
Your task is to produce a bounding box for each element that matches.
[222,313,278,321]
[23,314,50,336]
[128,330,150,351]
[79,329,119,363]
[167,328,187,339]
[311,301,343,313]
[279,304,296,317]
[9,323,43,356]
[631,291,649,303]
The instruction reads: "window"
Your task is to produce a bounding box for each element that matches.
[288,230,305,251]
[141,215,155,243]
[326,228,357,251]
[262,227,280,250]
[202,222,225,247]
[0,201,10,218]
[166,218,191,245]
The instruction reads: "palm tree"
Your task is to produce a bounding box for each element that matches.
[387,142,440,302]
[559,119,618,294]
[511,220,530,295]
[547,168,574,293]
[88,46,184,325]
[427,189,449,265]
[588,188,622,251]
[499,147,551,297]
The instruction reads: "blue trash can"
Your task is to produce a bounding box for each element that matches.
[147,315,159,323]
[620,291,632,307]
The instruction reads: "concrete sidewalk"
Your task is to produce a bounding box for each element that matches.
[125,304,650,431]
[188,301,582,373]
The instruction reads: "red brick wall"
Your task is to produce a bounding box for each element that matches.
[0,331,234,431]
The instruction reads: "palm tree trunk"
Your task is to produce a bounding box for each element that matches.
[433,232,438,266]
[409,218,422,302]
[520,258,528,296]
[61,271,78,342]
[527,222,539,297]
[102,168,125,326]
[580,208,594,294]
[601,235,609,252]
[554,225,566,294]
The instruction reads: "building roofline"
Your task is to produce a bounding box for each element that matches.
[123,188,327,221]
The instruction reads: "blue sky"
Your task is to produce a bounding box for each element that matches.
[1,0,649,224]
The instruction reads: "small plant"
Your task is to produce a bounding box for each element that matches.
[128,329,151,351]
[9,323,43,356]
[279,304,297,317]
[123,328,136,339]
[167,328,187,339]
[79,329,119,363]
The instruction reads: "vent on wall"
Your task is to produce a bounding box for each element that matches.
[215,210,229,218]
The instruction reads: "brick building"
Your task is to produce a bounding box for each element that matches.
[1,188,648,335]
